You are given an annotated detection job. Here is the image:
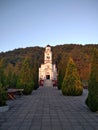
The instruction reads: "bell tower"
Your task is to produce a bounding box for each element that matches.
[39,45,57,86]
[44,45,52,64]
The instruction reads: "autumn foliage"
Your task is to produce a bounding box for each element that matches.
[0,44,98,95]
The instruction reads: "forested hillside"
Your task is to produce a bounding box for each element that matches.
[0,44,98,89]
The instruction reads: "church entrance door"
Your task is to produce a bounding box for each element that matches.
[46,75,50,79]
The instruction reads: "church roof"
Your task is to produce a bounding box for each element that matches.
[46,44,51,47]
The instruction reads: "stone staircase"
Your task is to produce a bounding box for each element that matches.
[43,80,53,87]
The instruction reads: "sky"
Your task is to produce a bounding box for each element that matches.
[0,0,98,52]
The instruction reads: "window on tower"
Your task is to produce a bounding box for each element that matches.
[47,56,50,59]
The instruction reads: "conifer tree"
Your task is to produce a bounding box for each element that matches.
[0,59,6,87]
[32,62,39,90]
[18,56,34,95]
[0,59,7,106]
[62,57,83,96]
[58,70,64,90]
[5,63,17,88]
[0,83,7,106]
[86,48,98,112]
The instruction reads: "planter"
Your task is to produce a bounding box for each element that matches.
[0,105,9,112]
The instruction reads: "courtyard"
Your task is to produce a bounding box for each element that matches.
[0,87,98,130]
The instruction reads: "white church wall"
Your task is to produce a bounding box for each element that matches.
[39,45,57,82]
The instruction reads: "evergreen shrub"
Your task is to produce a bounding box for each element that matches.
[86,49,98,112]
[17,56,35,95]
[23,83,34,95]
[0,83,7,106]
[62,57,83,96]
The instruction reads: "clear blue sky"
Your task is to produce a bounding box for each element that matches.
[0,0,98,52]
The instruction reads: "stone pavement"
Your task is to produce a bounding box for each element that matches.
[0,87,98,130]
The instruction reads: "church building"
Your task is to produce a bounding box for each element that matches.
[39,45,57,86]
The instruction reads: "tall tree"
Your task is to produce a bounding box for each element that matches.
[18,56,34,95]
[62,57,83,96]
[0,83,7,106]
[32,62,39,90]
[57,54,68,89]
[86,48,98,112]
[58,70,65,90]
[0,59,7,106]
[5,63,17,88]
[0,59,6,87]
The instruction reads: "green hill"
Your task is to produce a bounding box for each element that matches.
[0,44,98,88]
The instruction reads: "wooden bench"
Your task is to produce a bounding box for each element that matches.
[7,89,24,100]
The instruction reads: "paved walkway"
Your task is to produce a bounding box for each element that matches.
[0,87,98,130]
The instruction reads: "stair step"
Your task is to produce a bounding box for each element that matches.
[44,80,53,87]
